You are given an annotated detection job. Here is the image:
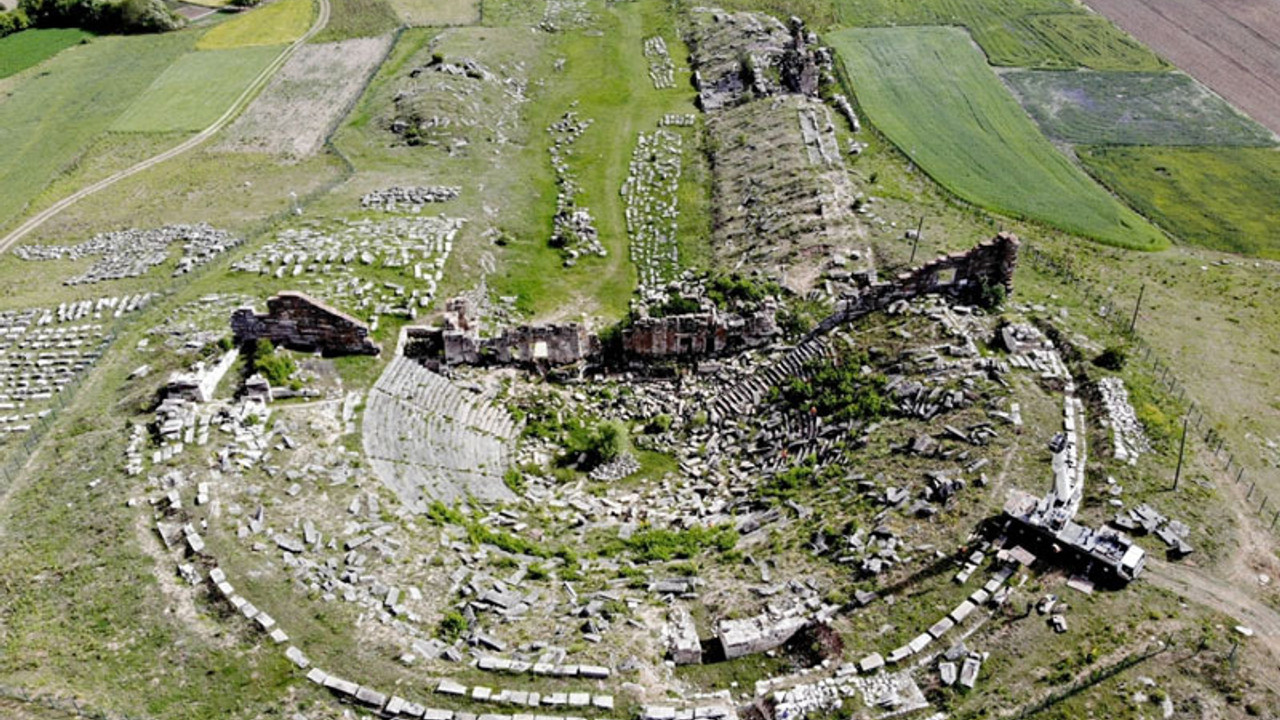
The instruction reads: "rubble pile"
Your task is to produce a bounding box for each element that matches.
[16,224,241,284]
[644,35,676,89]
[1097,377,1151,463]
[232,217,462,322]
[547,111,604,263]
[622,129,684,296]
[1112,503,1193,557]
[0,295,153,441]
[361,186,461,212]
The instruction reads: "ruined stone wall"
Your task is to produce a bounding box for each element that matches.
[405,318,596,369]
[815,233,1019,335]
[620,304,778,360]
[232,292,379,356]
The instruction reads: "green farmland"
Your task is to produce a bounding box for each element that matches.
[111,45,284,133]
[0,28,94,79]
[831,26,1166,250]
[1080,146,1280,259]
[831,0,1167,70]
[0,31,195,230]
[1004,70,1277,147]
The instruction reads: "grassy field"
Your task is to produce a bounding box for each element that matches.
[830,26,1167,250]
[197,0,314,49]
[0,31,195,232]
[111,46,284,133]
[1079,146,1280,259]
[310,0,400,41]
[389,0,478,26]
[1004,70,1277,147]
[487,0,699,320]
[828,0,1167,70]
[0,28,93,79]
[331,0,700,322]
[479,0,545,26]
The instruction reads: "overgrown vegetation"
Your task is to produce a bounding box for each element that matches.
[771,349,888,423]
[249,339,296,386]
[615,524,738,562]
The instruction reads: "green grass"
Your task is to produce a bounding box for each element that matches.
[1003,70,1277,147]
[197,0,314,49]
[388,0,478,26]
[331,0,699,322]
[0,31,195,231]
[310,0,400,42]
[487,0,699,320]
[111,46,284,133]
[830,0,1167,70]
[479,0,546,26]
[699,0,839,28]
[0,28,93,79]
[1079,146,1280,259]
[830,26,1166,250]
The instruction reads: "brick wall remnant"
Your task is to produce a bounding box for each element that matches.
[406,297,597,369]
[813,233,1019,335]
[620,301,779,360]
[231,292,379,356]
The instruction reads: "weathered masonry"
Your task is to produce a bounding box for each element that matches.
[814,233,1020,335]
[232,292,380,356]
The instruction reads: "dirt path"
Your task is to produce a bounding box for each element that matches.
[1145,558,1280,660]
[0,0,332,253]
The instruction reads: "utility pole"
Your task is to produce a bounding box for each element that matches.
[1130,283,1145,333]
[1173,415,1188,490]
[909,216,924,265]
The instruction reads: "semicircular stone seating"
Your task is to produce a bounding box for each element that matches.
[364,356,518,508]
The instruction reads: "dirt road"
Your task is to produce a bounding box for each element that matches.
[0,0,333,253]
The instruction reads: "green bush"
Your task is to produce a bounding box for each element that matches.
[562,419,628,469]
[774,349,888,423]
[250,338,296,386]
[19,0,182,34]
[706,273,782,309]
[978,279,1007,310]
[621,524,738,562]
[649,295,703,318]
[1093,345,1127,370]
[0,8,32,38]
[437,610,467,641]
[646,414,673,434]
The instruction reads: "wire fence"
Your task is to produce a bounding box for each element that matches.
[1020,243,1279,535]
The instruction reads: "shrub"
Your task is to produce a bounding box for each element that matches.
[775,349,888,423]
[250,338,296,386]
[437,610,467,641]
[646,414,673,434]
[649,295,703,317]
[978,279,1006,310]
[503,467,525,494]
[19,0,182,34]
[622,524,738,562]
[562,419,628,469]
[1093,345,1127,370]
[705,273,782,309]
[0,8,32,38]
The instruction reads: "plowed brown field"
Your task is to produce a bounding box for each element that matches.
[1083,0,1280,135]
